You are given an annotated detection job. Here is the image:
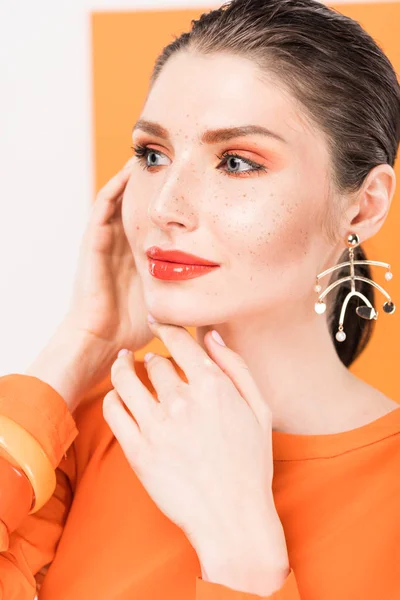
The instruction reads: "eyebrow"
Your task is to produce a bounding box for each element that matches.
[132,119,288,145]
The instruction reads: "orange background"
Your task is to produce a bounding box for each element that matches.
[91,4,400,401]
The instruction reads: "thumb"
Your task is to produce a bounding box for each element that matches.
[205,330,270,427]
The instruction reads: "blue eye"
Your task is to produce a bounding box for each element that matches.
[131,144,170,169]
[215,151,267,177]
[131,144,268,178]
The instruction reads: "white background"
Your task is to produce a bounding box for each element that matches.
[0,0,397,375]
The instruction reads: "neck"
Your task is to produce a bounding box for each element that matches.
[195,307,359,435]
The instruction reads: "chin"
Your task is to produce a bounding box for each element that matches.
[144,301,210,328]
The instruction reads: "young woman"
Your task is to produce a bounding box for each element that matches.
[1,0,399,598]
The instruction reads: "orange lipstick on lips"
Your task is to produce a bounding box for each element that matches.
[146,247,220,281]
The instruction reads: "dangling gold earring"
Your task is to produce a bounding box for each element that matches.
[314,233,396,342]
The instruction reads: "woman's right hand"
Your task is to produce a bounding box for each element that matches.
[63,158,153,359]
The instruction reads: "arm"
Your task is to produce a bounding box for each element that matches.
[0,373,78,598]
[24,320,119,414]
[0,323,120,596]
[0,450,75,598]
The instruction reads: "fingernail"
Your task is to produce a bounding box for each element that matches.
[147,313,156,324]
[211,330,226,346]
[144,352,155,363]
[118,348,130,358]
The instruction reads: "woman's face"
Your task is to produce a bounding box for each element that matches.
[123,51,337,326]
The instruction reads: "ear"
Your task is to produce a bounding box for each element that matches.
[340,163,396,243]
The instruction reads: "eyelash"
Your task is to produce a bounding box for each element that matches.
[130,143,268,178]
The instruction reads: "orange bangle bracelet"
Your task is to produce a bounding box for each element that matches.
[0,456,33,551]
[0,415,56,513]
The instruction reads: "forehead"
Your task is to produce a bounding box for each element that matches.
[142,51,322,147]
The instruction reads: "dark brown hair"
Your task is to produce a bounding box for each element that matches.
[150,0,400,367]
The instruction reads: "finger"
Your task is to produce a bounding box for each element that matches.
[111,351,158,433]
[105,195,123,225]
[102,389,143,460]
[144,353,186,400]
[146,317,218,384]
[204,330,271,428]
[91,157,135,227]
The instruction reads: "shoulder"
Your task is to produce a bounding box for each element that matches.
[340,377,400,431]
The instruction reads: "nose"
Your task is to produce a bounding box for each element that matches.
[147,167,199,233]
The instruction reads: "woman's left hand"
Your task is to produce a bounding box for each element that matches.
[103,316,289,572]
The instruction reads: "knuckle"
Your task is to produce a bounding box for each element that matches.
[168,399,186,418]
[158,379,182,401]
[201,369,225,393]
[151,406,169,428]
[146,354,164,368]
[195,357,219,378]
[165,390,187,417]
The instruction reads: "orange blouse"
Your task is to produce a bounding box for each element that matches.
[0,360,399,599]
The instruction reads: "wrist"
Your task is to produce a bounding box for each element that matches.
[198,540,290,596]
[194,510,290,595]
[199,556,290,596]
[25,322,117,413]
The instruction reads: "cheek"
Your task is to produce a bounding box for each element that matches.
[212,186,316,273]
